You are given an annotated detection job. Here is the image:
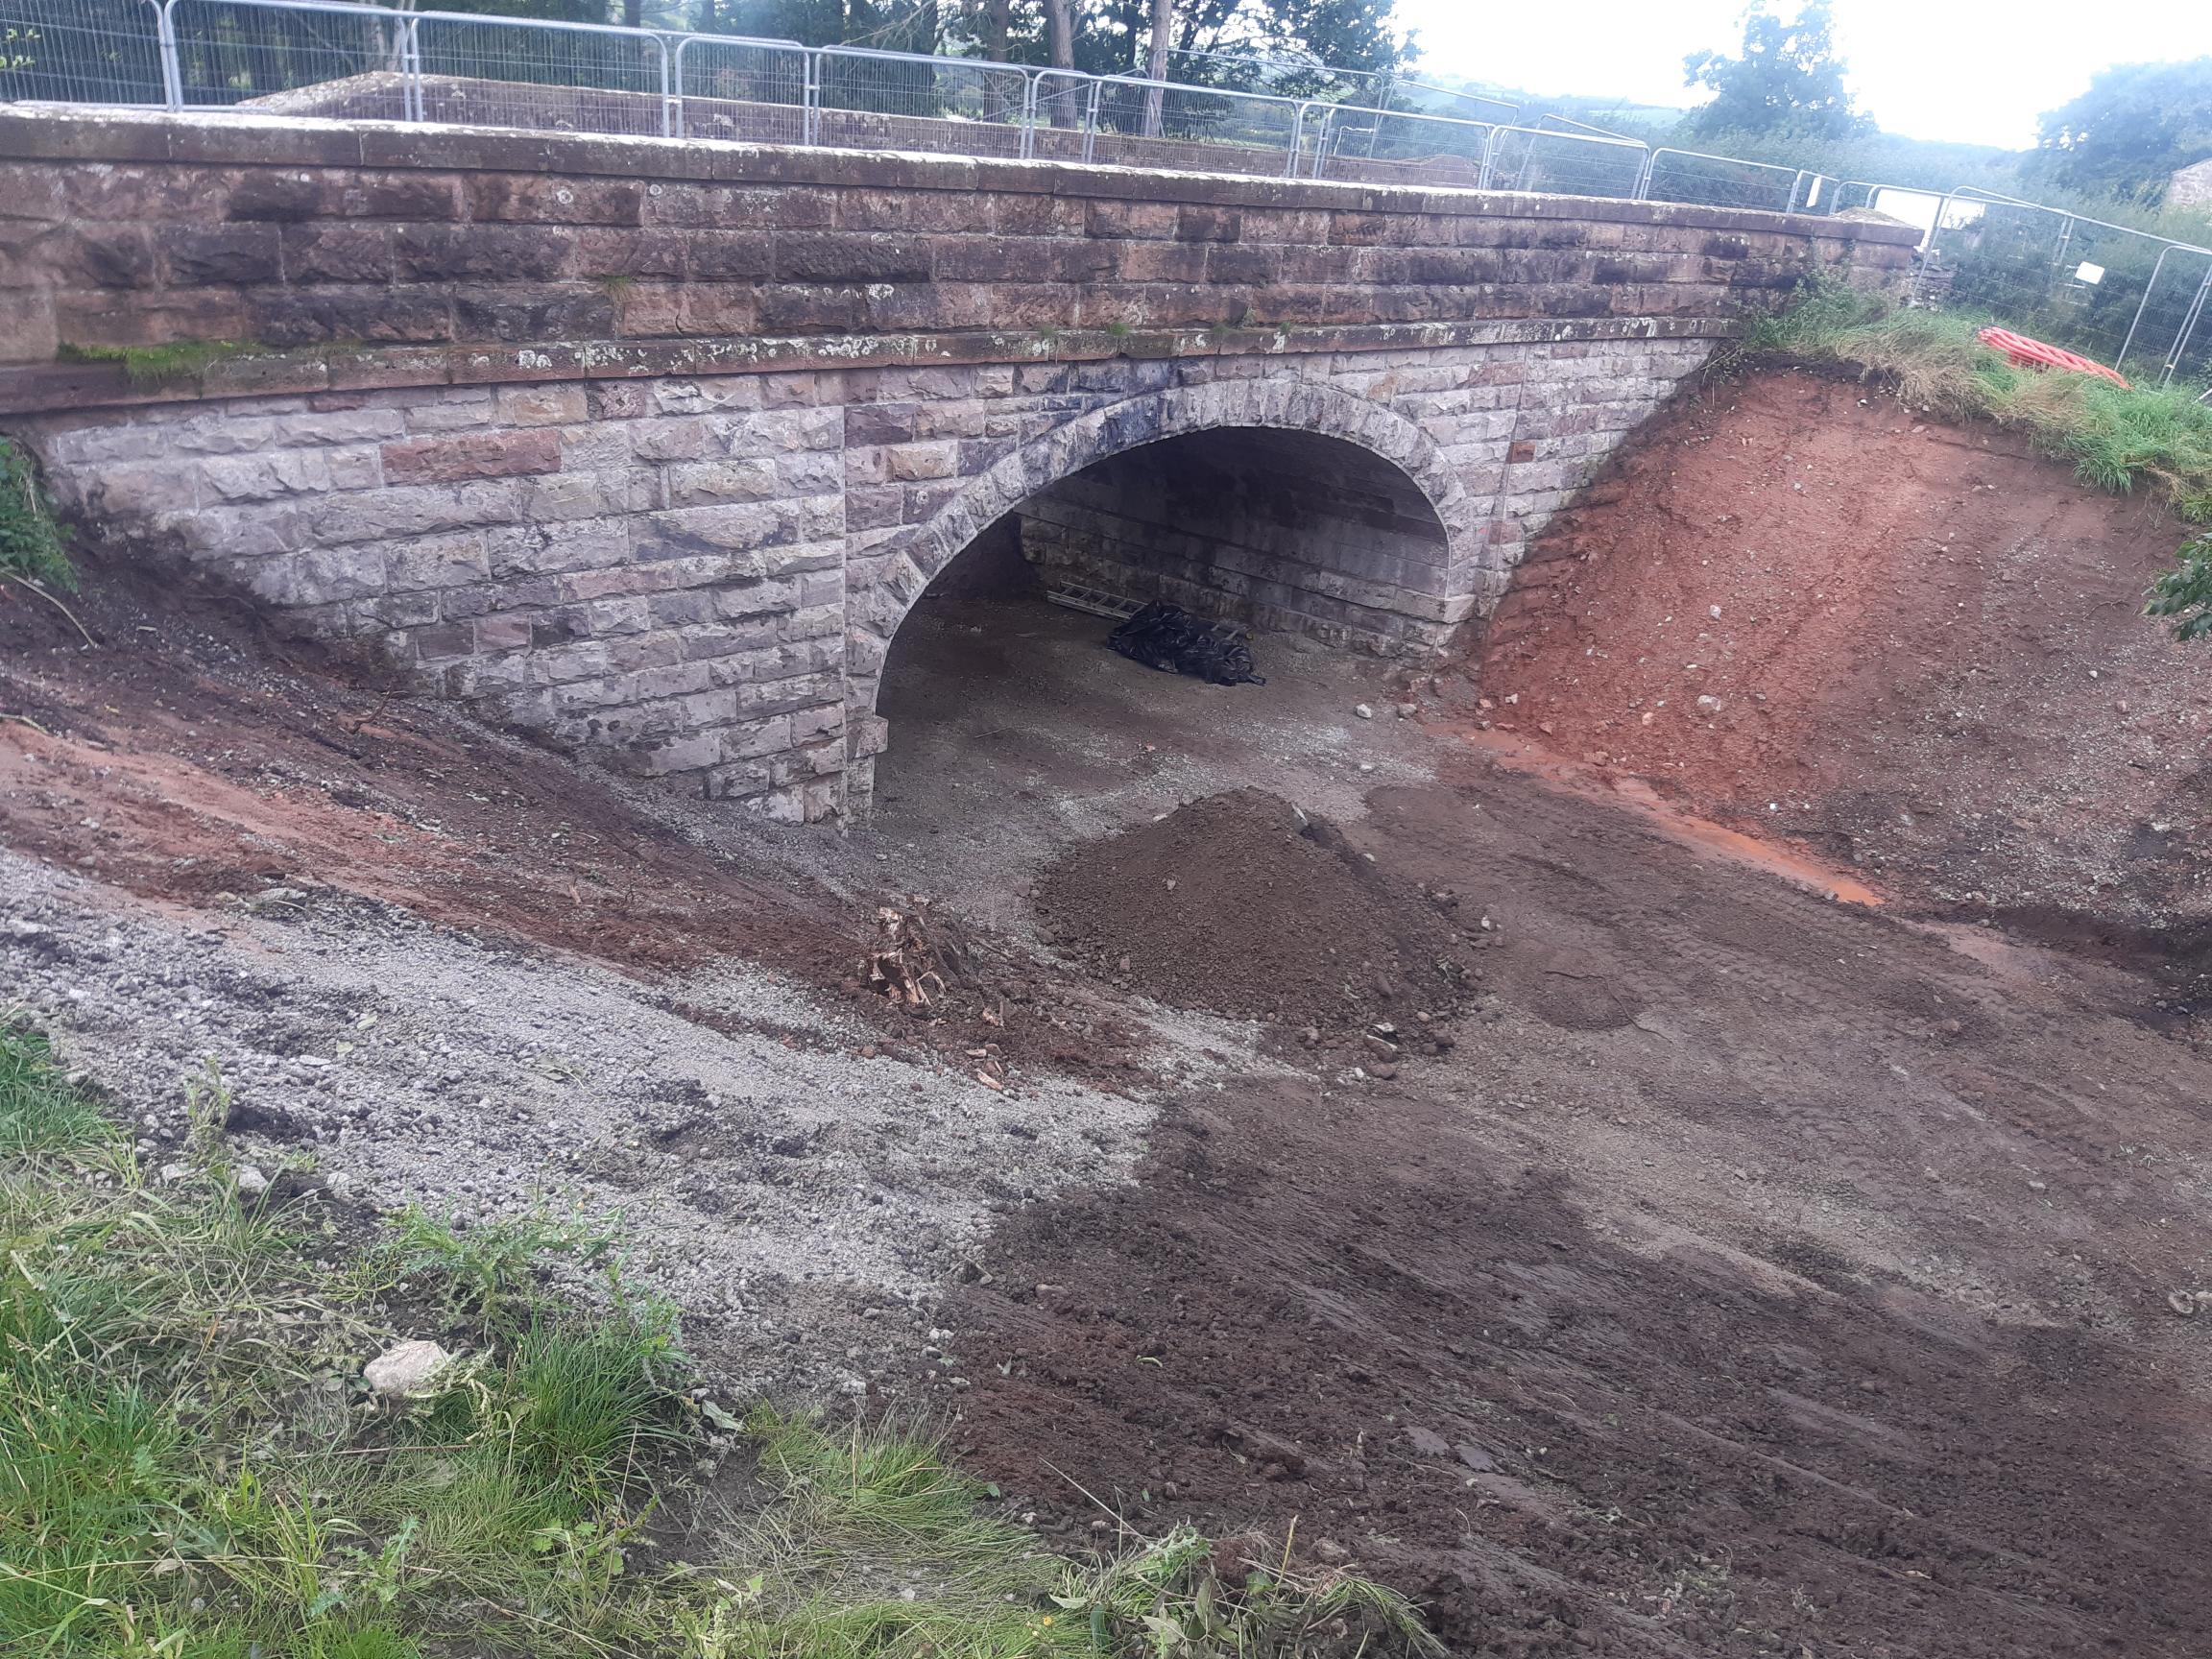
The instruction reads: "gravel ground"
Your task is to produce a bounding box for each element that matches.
[0,846,1174,1400]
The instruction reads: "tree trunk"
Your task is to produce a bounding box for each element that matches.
[623,0,642,28]
[1045,0,1075,69]
[982,0,1011,62]
[1142,0,1171,136]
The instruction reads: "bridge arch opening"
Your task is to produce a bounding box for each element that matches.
[855,401,1469,815]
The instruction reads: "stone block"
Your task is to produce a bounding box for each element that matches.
[466,175,644,227]
[200,449,331,503]
[0,288,58,365]
[495,384,589,427]
[309,480,522,544]
[720,714,793,760]
[887,442,959,482]
[395,224,571,283]
[252,288,452,347]
[253,543,389,607]
[156,225,279,285]
[381,429,563,487]
[665,458,780,508]
[452,284,616,344]
[385,533,491,591]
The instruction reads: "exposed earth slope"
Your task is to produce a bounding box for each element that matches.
[1481,363,2212,945]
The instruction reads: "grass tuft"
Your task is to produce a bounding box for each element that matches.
[58,339,259,387]
[0,1019,1447,1658]
[0,1014,112,1152]
[0,437,74,592]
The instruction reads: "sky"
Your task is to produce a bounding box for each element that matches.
[1391,0,2212,149]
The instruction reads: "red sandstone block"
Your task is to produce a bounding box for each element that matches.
[773,232,934,285]
[466,175,643,227]
[1117,241,1208,283]
[156,225,280,286]
[395,224,571,283]
[567,228,688,280]
[685,230,774,279]
[280,224,395,284]
[43,227,158,290]
[755,284,869,331]
[251,288,451,347]
[1175,205,1242,243]
[1085,200,1178,240]
[835,189,988,233]
[381,429,563,487]
[52,285,249,349]
[993,194,1086,237]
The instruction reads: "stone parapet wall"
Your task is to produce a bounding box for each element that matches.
[0,107,1914,373]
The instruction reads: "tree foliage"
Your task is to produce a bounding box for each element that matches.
[1681,1,1865,141]
[476,0,1408,76]
[2149,531,2212,642]
[2032,58,2212,204]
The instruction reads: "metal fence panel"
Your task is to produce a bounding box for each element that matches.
[1085,76,1303,179]
[411,12,666,138]
[810,46,1032,160]
[1919,194,2206,380]
[2119,246,2212,384]
[169,0,408,120]
[672,34,805,146]
[1483,126,1647,199]
[1642,148,1797,212]
[1028,67,1092,164]
[0,0,164,106]
[1310,105,1489,189]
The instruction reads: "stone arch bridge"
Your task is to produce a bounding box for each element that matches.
[0,108,1912,821]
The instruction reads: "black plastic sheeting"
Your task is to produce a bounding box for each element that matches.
[1106,601,1265,686]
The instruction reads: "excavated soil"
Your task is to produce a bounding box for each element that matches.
[1033,787,1477,1038]
[1479,363,2212,948]
[950,768,2212,1658]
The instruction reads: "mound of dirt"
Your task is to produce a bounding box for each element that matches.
[1033,788,1475,1033]
[1479,363,2212,939]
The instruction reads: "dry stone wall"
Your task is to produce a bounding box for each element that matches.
[0,108,1917,822]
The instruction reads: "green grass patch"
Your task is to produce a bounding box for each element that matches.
[58,339,260,388]
[0,1018,1443,1658]
[0,436,74,591]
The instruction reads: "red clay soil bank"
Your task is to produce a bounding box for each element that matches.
[1479,364,2212,938]
[0,560,1114,1076]
[1032,788,1477,1039]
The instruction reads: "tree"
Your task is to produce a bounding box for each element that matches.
[1142,0,1170,132]
[1681,1,1865,141]
[1171,0,1404,77]
[2150,529,2212,643]
[1044,0,1075,68]
[2033,58,2212,204]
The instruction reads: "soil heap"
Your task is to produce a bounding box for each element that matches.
[1033,787,1475,1035]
